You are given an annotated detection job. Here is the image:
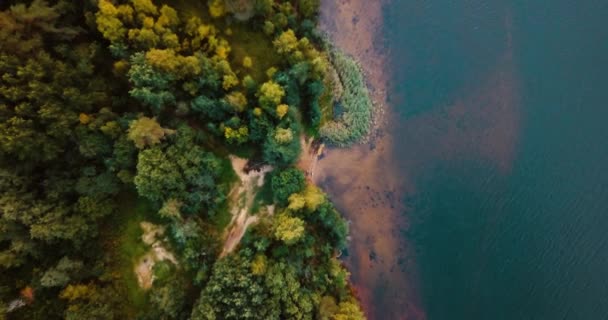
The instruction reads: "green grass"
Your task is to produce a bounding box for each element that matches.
[251,174,273,215]
[209,157,238,231]
[319,70,336,127]
[320,49,373,146]
[226,25,281,83]
[168,0,281,84]
[101,192,159,316]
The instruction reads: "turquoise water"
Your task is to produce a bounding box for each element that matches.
[384,0,608,319]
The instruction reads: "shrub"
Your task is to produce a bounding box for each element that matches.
[320,50,372,146]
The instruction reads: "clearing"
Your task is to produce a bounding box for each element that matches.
[220,156,274,257]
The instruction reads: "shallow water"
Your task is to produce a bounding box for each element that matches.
[320,0,608,319]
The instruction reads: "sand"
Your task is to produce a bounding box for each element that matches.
[135,222,178,290]
[316,1,423,319]
[316,1,521,319]
[220,156,273,257]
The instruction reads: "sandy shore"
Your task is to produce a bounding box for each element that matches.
[316,1,425,319]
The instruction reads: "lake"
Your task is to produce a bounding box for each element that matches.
[319,0,608,319]
[385,0,608,319]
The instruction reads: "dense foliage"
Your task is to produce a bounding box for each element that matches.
[0,0,371,319]
[320,50,373,146]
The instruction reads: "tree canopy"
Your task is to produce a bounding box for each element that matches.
[0,0,370,318]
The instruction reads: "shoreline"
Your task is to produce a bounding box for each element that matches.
[319,0,390,143]
[316,0,425,319]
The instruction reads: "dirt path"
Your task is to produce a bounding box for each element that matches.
[296,135,324,181]
[134,222,178,290]
[220,156,272,257]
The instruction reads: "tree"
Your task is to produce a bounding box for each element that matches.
[191,254,269,319]
[274,128,293,144]
[224,126,249,144]
[40,257,83,288]
[96,0,127,43]
[128,53,176,113]
[150,275,187,319]
[301,185,325,211]
[134,147,174,201]
[127,117,175,149]
[191,95,228,121]
[225,91,248,112]
[263,128,301,167]
[60,284,118,320]
[263,261,315,319]
[208,0,226,18]
[258,81,285,109]
[313,202,348,250]
[251,254,267,275]
[273,213,305,245]
[145,49,202,78]
[273,29,299,56]
[332,300,365,320]
[132,0,159,15]
[158,198,182,220]
[0,0,79,56]
[276,104,289,119]
[134,127,224,214]
[271,168,305,205]
[243,56,253,68]
[318,296,340,320]
[299,0,321,18]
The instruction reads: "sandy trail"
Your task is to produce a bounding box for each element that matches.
[220,156,272,257]
[134,222,178,290]
[297,135,324,181]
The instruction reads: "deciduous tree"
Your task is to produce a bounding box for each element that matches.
[127,117,174,149]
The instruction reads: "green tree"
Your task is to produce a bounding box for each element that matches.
[134,127,223,214]
[299,0,321,18]
[263,128,301,167]
[150,275,187,319]
[332,300,365,320]
[128,52,176,114]
[127,117,175,149]
[40,257,84,288]
[191,254,269,319]
[60,284,118,320]
[273,213,305,245]
[271,168,305,205]
[96,0,127,43]
[318,296,340,320]
[263,261,315,319]
[258,81,285,109]
[273,29,299,56]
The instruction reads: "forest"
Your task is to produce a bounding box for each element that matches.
[0,0,372,319]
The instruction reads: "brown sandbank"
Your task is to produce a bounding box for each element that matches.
[317,0,423,319]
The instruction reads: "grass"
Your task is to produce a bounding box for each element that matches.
[319,60,339,127]
[320,49,373,146]
[168,0,281,84]
[250,174,273,215]
[209,157,238,231]
[226,24,281,83]
[101,191,159,316]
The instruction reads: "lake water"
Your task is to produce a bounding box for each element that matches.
[384,0,608,319]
